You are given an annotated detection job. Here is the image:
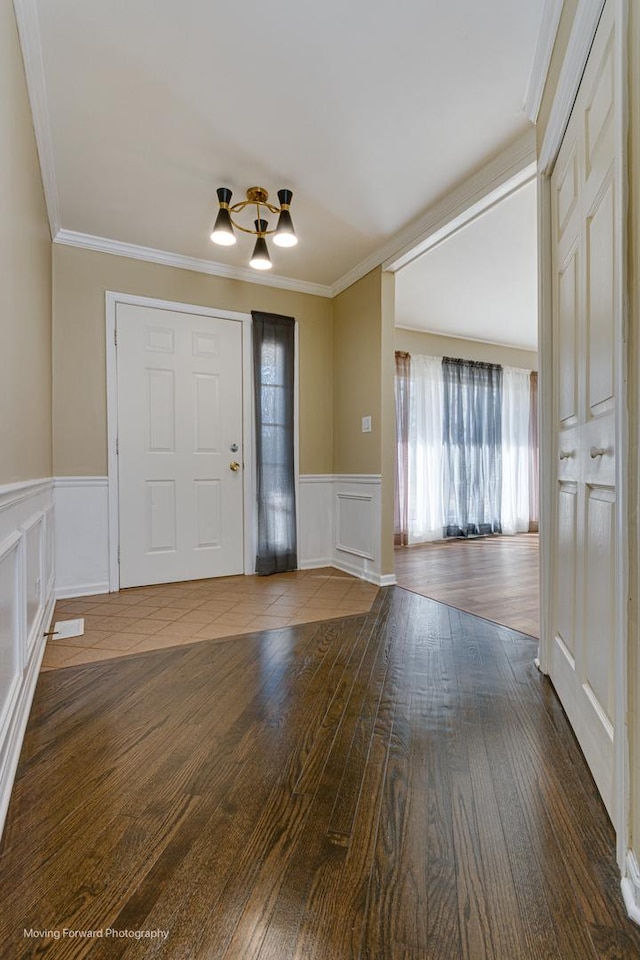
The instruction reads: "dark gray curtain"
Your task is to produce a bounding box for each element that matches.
[252,312,297,575]
[442,357,503,538]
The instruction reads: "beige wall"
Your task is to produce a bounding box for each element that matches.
[395,327,538,370]
[0,0,52,484]
[52,245,333,476]
[332,268,383,475]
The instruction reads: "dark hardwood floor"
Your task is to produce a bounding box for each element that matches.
[394,534,540,638]
[1,586,638,959]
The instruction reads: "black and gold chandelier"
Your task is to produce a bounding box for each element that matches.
[210,186,297,271]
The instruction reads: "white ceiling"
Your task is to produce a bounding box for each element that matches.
[395,179,538,350]
[28,0,547,289]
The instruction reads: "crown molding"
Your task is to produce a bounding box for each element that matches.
[538,0,606,173]
[330,128,537,296]
[395,323,538,353]
[12,0,61,237]
[12,0,538,305]
[53,230,333,298]
[523,0,564,122]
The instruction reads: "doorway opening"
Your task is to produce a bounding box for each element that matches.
[391,178,539,637]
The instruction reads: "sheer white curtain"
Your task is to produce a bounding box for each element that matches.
[407,355,444,543]
[501,366,531,535]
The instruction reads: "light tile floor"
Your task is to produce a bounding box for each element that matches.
[43,567,378,670]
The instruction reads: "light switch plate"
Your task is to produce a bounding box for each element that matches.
[362,416,372,433]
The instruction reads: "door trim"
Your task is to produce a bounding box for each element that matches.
[538,0,607,172]
[105,292,254,590]
[537,0,629,871]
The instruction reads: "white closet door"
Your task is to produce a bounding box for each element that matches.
[117,304,244,588]
[549,0,623,824]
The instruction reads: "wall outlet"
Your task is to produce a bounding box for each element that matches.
[362,416,372,433]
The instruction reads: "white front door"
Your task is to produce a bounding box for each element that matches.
[116,303,244,588]
[549,0,624,824]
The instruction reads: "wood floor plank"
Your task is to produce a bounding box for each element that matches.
[102,621,362,959]
[221,593,399,959]
[384,602,461,957]
[324,599,395,844]
[253,591,408,960]
[419,641,464,960]
[291,607,385,796]
[0,628,300,884]
[464,699,529,958]
[395,533,539,637]
[1,585,640,959]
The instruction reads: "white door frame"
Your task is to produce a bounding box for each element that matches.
[105,292,255,590]
[537,0,629,871]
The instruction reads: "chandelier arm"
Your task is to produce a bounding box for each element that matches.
[229,199,280,216]
[228,218,279,237]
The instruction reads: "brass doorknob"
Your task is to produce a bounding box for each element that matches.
[230,461,241,471]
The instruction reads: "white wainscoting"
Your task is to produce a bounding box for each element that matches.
[622,850,640,926]
[53,477,110,598]
[298,475,334,568]
[332,475,386,585]
[0,478,55,837]
[299,475,394,587]
[52,474,393,599]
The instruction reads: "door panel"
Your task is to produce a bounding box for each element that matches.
[583,486,615,720]
[549,0,622,825]
[558,250,579,424]
[146,480,176,553]
[193,374,220,453]
[117,304,244,588]
[147,368,176,451]
[554,482,578,658]
[587,177,616,412]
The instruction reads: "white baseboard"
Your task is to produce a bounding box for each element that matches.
[0,477,55,839]
[55,581,110,600]
[53,477,110,598]
[379,573,397,587]
[622,850,640,926]
[298,558,334,570]
[331,556,396,588]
